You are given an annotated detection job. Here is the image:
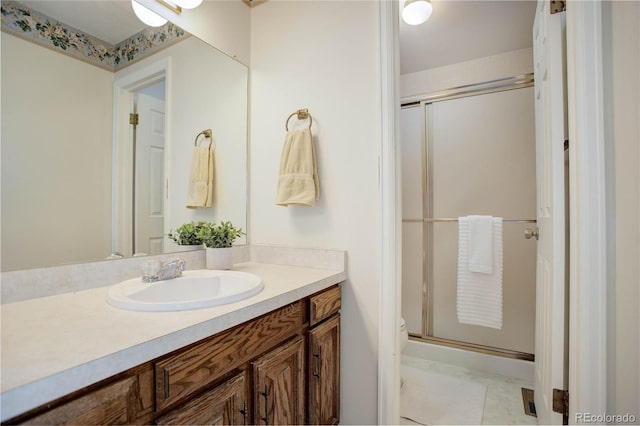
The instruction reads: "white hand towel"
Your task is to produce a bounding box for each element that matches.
[276,128,319,207]
[186,146,214,208]
[457,216,503,329]
[468,215,494,274]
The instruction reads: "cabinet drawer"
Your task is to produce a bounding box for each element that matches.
[309,285,341,326]
[155,302,303,411]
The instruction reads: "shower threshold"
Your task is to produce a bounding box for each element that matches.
[409,334,534,362]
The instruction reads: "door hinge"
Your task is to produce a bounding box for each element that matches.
[564,139,569,151]
[553,388,569,417]
[129,113,139,126]
[551,0,566,14]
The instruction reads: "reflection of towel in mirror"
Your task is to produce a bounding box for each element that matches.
[276,128,319,206]
[186,146,214,208]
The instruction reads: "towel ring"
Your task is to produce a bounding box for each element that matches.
[285,108,312,131]
[194,129,213,148]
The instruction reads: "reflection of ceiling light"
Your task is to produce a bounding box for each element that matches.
[174,0,203,9]
[132,0,168,27]
[402,0,433,26]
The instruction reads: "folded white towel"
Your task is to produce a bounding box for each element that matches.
[468,215,494,274]
[457,216,503,329]
[186,146,214,208]
[276,128,319,206]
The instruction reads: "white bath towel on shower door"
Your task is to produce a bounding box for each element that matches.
[456,216,503,329]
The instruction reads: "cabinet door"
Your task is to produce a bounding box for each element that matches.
[252,336,305,425]
[308,315,340,425]
[156,371,248,425]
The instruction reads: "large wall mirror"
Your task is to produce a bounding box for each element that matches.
[1,1,248,272]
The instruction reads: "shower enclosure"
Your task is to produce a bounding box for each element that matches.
[401,75,537,360]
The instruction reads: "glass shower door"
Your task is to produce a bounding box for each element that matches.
[401,83,537,358]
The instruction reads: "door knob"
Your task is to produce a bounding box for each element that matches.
[524,227,539,240]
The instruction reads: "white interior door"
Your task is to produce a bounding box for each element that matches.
[135,93,166,255]
[532,0,568,424]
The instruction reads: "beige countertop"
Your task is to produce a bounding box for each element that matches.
[0,261,345,421]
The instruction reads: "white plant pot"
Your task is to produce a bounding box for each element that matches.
[174,244,204,252]
[205,247,233,270]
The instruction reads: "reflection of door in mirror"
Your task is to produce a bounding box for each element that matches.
[134,88,166,256]
[113,67,168,259]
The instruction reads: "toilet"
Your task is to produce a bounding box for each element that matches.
[400,318,409,388]
[400,317,409,352]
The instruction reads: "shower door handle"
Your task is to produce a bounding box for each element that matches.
[524,227,539,240]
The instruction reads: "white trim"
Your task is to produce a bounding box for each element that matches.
[566,0,608,417]
[113,58,170,91]
[378,0,401,424]
[111,58,171,255]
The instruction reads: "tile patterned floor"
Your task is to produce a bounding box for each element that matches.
[400,355,539,425]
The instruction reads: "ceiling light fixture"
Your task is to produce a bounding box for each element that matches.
[402,0,433,26]
[131,0,168,27]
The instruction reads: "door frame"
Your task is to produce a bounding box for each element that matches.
[377,1,608,423]
[378,1,402,424]
[565,0,608,417]
[377,0,401,423]
[112,58,171,256]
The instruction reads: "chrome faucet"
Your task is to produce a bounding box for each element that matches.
[157,258,186,281]
[141,258,186,282]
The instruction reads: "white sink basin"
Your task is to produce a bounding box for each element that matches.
[107,270,263,312]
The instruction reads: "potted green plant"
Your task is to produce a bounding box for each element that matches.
[167,221,205,251]
[197,221,245,269]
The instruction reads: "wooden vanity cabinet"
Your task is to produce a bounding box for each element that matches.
[9,285,341,426]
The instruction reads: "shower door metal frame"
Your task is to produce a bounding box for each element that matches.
[424,102,434,338]
[402,73,536,362]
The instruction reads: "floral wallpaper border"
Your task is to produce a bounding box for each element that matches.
[1,1,189,72]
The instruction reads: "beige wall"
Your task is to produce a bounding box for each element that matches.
[604,0,640,419]
[249,2,381,423]
[1,35,113,271]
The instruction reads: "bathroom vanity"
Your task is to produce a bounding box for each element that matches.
[1,259,344,425]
